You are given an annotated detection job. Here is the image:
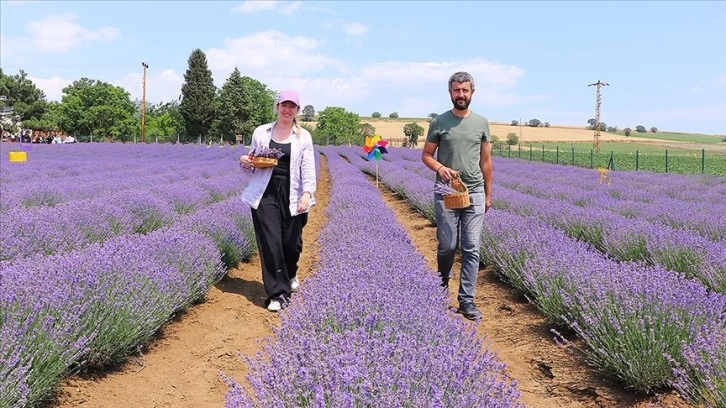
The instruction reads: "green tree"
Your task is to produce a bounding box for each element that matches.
[211,68,275,145]
[635,125,647,133]
[146,100,185,143]
[624,127,632,136]
[389,112,399,118]
[371,112,382,118]
[27,101,63,132]
[301,105,315,121]
[180,48,217,143]
[403,122,424,147]
[316,106,360,146]
[506,132,519,145]
[528,118,542,127]
[57,78,137,141]
[511,120,518,126]
[0,68,48,129]
[358,123,376,140]
[650,126,658,133]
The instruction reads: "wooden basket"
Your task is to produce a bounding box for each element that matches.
[253,157,278,168]
[443,176,470,209]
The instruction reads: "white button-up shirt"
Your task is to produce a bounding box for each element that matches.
[240,122,317,216]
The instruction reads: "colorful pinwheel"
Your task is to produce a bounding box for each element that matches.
[363,135,388,160]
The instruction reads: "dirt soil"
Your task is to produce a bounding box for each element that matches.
[52,155,690,408]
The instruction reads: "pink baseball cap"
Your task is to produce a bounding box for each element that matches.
[277,90,300,106]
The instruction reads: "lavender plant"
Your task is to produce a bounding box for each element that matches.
[224,146,522,408]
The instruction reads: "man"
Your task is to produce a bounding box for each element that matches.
[421,71,493,321]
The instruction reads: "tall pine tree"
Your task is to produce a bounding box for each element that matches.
[180,49,216,143]
[212,68,276,145]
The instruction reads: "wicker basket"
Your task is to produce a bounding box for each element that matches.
[443,176,470,209]
[253,156,278,168]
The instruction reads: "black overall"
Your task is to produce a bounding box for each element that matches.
[250,140,308,304]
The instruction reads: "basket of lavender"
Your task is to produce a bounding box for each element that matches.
[436,175,470,209]
[250,147,285,168]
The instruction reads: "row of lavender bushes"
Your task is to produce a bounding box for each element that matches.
[1,143,257,407]
[0,143,239,211]
[497,161,725,241]
[1,144,245,263]
[338,146,725,407]
[361,146,725,293]
[223,146,523,408]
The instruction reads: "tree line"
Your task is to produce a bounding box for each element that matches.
[0,49,425,147]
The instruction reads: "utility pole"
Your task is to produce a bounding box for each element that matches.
[141,62,149,143]
[588,80,609,152]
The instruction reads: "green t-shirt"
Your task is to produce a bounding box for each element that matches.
[426,110,490,189]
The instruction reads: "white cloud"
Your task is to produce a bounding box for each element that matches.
[233,0,302,16]
[715,75,726,85]
[207,31,349,77]
[25,13,119,54]
[117,69,184,103]
[342,22,368,36]
[28,75,72,101]
[359,59,525,90]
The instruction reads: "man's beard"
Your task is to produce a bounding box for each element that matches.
[452,97,470,111]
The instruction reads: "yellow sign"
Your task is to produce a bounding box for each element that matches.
[8,151,27,162]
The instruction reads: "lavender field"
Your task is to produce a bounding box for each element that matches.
[1,142,724,407]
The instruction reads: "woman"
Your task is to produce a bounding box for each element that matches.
[240,90,317,312]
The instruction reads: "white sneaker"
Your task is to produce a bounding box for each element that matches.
[267,300,281,312]
[291,277,300,292]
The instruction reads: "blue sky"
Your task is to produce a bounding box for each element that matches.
[1,0,725,135]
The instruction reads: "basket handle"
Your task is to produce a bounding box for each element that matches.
[451,174,466,192]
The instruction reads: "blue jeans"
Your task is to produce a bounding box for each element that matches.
[434,186,485,306]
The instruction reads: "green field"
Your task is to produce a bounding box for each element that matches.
[614,131,725,144]
[496,143,725,176]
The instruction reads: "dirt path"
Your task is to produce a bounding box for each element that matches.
[53,154,687,408]
[52,160,331,408]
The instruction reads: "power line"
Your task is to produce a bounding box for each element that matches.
[588,80,609,153]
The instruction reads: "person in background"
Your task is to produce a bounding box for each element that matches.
[421,71,493,321]
[240,90,317,313]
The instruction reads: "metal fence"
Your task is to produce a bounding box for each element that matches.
[493,144,726,176]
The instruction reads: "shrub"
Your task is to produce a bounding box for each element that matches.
[389,112,399,118]
[371,112,381,118]
[506,132,519,145]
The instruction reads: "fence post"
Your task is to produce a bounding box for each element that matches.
[590,149,593,169]
[508,144,511,157]
[702,149,705,174]
[530,144,533,161]
[556,146,559,164]
[571,146,575,165]
[665,150,669,173]
[636,150,639,171]
[518,144,521,158]
[610,151,615,170]
[542,145,545,162]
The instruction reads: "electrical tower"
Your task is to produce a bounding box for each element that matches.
[588,80,609,152]
[141,62,149,143]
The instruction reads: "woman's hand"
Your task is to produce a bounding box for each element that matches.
[240,154,254,170]
[297,192,312,213]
